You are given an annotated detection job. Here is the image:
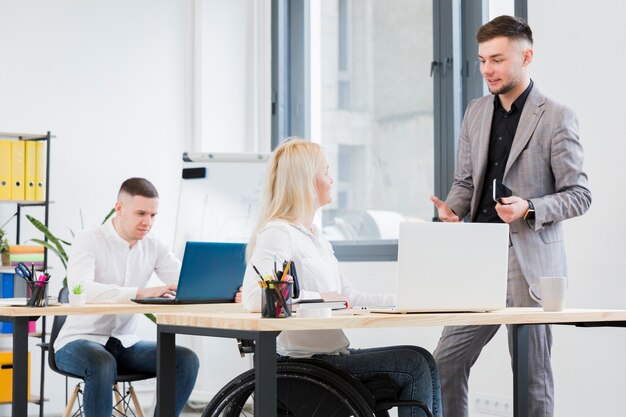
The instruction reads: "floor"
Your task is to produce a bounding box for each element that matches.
[181,402,209,416]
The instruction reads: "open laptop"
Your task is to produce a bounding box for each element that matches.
[372,222,509,313]
[131,241,246,304]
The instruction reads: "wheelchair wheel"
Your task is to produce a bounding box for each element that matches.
[202,361,375,417]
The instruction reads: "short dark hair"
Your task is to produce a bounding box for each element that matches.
[118,177,159,198]
[476,15,533,45]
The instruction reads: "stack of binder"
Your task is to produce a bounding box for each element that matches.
[0,139,46,201]
[8,245,45,268]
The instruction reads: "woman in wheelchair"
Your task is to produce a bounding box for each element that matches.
[241,138,442,417]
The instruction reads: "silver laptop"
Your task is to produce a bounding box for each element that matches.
[374,222,509,313]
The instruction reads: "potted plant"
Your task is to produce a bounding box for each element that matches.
[68,283,87,306]
[0,228,9,266]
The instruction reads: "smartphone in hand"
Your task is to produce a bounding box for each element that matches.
[493,179,513,204]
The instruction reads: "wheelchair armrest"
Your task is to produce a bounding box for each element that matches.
[236,339,255,357]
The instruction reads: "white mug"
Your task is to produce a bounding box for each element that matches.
[529,276,567,312]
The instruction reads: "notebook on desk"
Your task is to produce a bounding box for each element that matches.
[371,222,509,314]
[131,241,246,305]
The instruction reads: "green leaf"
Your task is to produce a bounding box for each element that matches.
[30,238,67,270]
[26,215,69,262]
[144,313,157,324]
[71,283,84,294]
[101,208,115,225]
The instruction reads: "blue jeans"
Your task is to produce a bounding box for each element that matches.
[313,345,442,417]
[56,337,199,417]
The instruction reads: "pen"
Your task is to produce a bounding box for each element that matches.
[36,274,47,287]
[251,263,264,281]
[274,255,278,276]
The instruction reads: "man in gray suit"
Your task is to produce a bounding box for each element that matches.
[430,15,591,417]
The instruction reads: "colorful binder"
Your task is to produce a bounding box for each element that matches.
[35,141,45,201]
[0,140,10,199]
[10,140,25,200]
[1,273,14,333]
[9,245,45,254]
[24,141,37,201]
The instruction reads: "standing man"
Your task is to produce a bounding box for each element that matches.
[430,16,591,417]
[54,177,199,417]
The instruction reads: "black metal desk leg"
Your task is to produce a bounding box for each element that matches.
[254,332,277,416]
[512,324,529,417]
[157,328,176,417]
[12,318,29,417]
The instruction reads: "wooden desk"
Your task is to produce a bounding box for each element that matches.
[0,302,242,417]
[156,308,626,417]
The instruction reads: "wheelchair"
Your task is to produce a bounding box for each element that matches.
[202,342,434,417]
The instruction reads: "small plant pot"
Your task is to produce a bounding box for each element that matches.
[1,253,9,267]
[68,293,87,307]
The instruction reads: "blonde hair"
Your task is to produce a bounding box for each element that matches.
[247,138,325,260]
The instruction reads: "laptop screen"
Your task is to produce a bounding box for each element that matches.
[175,242,247,302]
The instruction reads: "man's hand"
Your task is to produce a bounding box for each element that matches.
[136,283,177,299]
[495,196,529,223]
[234,286,242,303]
[430,195,460,222]
[320,291,351,308]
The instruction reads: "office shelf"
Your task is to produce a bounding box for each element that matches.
[0,395,48,405]
[0,131,52,417]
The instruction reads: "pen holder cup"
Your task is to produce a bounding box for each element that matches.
[261,281,293,318]
[27,281,49,307]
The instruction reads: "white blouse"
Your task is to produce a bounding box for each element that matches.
[242,220,394,357]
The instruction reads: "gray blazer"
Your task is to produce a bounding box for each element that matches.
[446,86,592,285]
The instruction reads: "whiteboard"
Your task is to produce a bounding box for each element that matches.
[173,152,270,257]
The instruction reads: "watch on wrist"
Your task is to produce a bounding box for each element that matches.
[524,200,535,221]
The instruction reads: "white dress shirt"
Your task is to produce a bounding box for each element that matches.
[54,220,181,351]
[242,220,394,357]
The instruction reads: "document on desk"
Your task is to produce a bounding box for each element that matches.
[292,300,348,310]
[0,297,60,306]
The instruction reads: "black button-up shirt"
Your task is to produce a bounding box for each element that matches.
[474,80,534,223]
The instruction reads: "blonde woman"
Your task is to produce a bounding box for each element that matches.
[242,139,441,417]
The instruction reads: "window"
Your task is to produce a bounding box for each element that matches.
[309,0,435,242]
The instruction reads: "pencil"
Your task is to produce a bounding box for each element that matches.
[282,260,292,280]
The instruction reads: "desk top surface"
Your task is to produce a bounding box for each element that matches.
[156,308,626,331]
[0,302,243,317]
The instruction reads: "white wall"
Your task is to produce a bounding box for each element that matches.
[1,1,625,416]
[0,1,190,414]
[0,1,267,415]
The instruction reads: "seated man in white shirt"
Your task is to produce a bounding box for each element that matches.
[54,177,198,417]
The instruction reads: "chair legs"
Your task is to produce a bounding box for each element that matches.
[113,382,145,417]
[63,382,145,417]
[128,385,145,417]
[62,384,81,417]
[113,384,125,417]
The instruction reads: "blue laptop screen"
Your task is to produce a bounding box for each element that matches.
[175,242,246,302]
